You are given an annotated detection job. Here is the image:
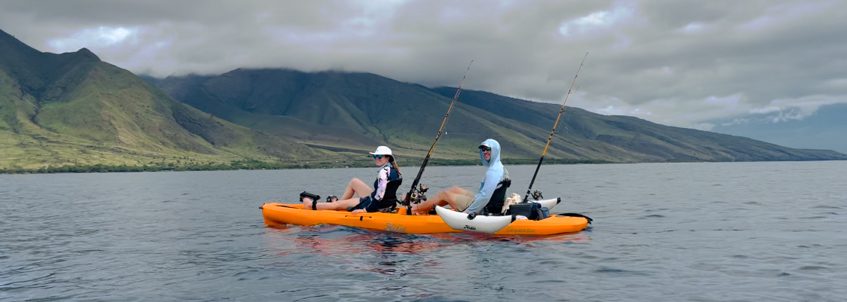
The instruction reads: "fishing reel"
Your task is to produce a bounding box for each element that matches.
[408,183,429,204]
[531,190,544,200]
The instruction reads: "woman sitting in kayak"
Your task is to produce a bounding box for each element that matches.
[412,138,509,215]
[301,146,402,213]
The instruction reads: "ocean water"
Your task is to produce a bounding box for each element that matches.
[1,161,845,301]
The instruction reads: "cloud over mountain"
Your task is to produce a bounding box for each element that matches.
[2,0,845,132]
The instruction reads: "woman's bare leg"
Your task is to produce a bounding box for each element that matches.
[302,196,361,210]
[341,178,372,200]
[301,178,373,211]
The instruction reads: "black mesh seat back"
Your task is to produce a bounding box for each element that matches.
[484,178,511,215]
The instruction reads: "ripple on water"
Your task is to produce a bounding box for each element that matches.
[811,205,842,209]
[797,265,830,271]
[594,267,649,276]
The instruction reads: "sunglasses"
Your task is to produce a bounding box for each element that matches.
[372,155,385,159]
[479,146,492,152]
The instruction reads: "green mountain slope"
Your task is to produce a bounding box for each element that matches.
[434,88,846,162]
[148,69,563,161]
[151,69,846,165]
[0,29,325,172]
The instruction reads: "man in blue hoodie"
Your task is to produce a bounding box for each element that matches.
[411,138,510,215]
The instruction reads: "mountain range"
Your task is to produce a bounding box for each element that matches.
[1,28,844,172]
[710,103,847,154]
[147,69,846,164]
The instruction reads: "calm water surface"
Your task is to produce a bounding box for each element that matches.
[1,161,845,301]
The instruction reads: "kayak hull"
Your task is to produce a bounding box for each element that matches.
[261,202,589,235]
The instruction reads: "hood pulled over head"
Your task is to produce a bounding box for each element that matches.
[478,138,501,167]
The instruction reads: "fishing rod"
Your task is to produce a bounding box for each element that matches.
[403,60,474,215]
[522,52,588,203]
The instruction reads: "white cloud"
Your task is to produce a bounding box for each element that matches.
[754,95,847,121]
[558,3,634,36]
[679,22,706,34]
[2,0,846,129]
[48,26,137,52]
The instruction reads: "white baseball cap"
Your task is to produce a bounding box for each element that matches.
[369,146,393,156]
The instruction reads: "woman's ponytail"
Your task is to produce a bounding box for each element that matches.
[388,156,401,176]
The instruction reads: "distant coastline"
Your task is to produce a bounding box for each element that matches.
[0,158,605,174]
[5,158,846,174]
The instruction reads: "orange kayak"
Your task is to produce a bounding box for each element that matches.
[260,202,590,235]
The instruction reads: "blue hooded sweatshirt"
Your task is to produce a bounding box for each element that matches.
[464,138,509,214]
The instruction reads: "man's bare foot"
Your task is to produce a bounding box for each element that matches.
[411,204,429,215]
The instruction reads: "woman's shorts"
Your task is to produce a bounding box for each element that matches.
[350,196,396,212]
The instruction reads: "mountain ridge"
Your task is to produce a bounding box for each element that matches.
[151,69,846,163]
[1,29,332,172]
[1,28,845,173]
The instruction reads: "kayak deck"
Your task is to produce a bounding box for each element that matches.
[261,202,589,235]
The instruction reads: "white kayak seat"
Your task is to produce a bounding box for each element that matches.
[435,205,514,233]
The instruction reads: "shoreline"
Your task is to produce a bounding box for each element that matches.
[0,158,605,174]
[3,158,845,174]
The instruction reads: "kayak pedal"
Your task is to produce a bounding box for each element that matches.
[299,191,321,202]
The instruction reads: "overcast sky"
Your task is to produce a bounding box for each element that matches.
[1,0,845,129]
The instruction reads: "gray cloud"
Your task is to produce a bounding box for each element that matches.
[1,0,844,128]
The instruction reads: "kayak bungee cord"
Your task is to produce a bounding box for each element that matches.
[522,52,589,203]
[402,60,474,215]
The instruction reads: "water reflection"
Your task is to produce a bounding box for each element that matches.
[265,224,591,254]
[262,223,592,276]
